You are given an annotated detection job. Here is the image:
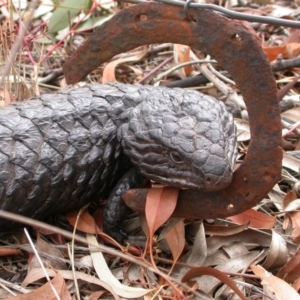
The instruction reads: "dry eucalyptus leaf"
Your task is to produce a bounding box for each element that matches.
[87,234,152,298]
[262,230,288,269]
[234,118,250,141]
[252,265,300,300]
[22,267,120,299]
[11,272,71,300]
[282,106,300,123]
[27,233,66,271]
[198,252,260,294]
[283,152,300,173]
[102,47,148,83]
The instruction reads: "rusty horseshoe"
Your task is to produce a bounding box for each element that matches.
[63,2,282,220]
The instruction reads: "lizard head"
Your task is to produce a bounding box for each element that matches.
[118,86,237,191]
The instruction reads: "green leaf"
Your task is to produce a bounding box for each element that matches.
[35,35,55,44]
[48,0,92,33]
[76,14,113,31]
[34,0,55,18]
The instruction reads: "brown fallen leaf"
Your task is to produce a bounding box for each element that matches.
[173,44,193,77]
[22,267,119,299]
[197,252,260,294]
[228,208,275,229]
[146,187,179,238]
[263,44,288,61]
[67,209,99,234]
[28,233,66,271]
[171,221,207,277]
[283,190,298,210]
[262,230,288,270]
[282,191,300,242]
[287,43,300,58]
[89,290,107,300]
[207,230,275,253]
[277,246,300,283]
[165,219,185,273]
[204,223,248,236]
[293,277,300,292]
[67,209,121,247]
[286,28,300,44]
[263,42,300,61]
[252,265,300,300]
[291,227,300,243]
[102,47,148,83]
[181,267,248,300]
[145,187,179,269]
[9,272,71,300]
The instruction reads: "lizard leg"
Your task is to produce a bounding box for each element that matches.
[103,167,148,243]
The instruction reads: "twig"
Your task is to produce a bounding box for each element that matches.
[0,0,39,88]
[197,60,245,109]
[152,59,217,83]
[138,56,173,84]
[0,278,30,295]
[24,228,61,300]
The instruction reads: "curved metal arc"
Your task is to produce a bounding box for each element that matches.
[63,2,282,219]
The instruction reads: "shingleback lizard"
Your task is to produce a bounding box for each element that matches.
[0,83,237,241]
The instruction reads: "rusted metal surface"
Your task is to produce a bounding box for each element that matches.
[63,2,282,219]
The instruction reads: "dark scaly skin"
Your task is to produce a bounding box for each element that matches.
[104,167,148,241]
[0,83,237,240]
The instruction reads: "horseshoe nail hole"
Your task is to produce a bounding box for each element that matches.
[263,172,272,182]
[137,14,148,22]
[190,17,197,24]
[232,33,242,41]
[245,192,256,201]
[227,204,234,210]
[186,15,197,23]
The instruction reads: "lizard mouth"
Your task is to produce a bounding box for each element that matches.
[144,173,218,192]
[143,169,233,192]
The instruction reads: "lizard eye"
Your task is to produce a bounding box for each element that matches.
[170,152,184,164]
